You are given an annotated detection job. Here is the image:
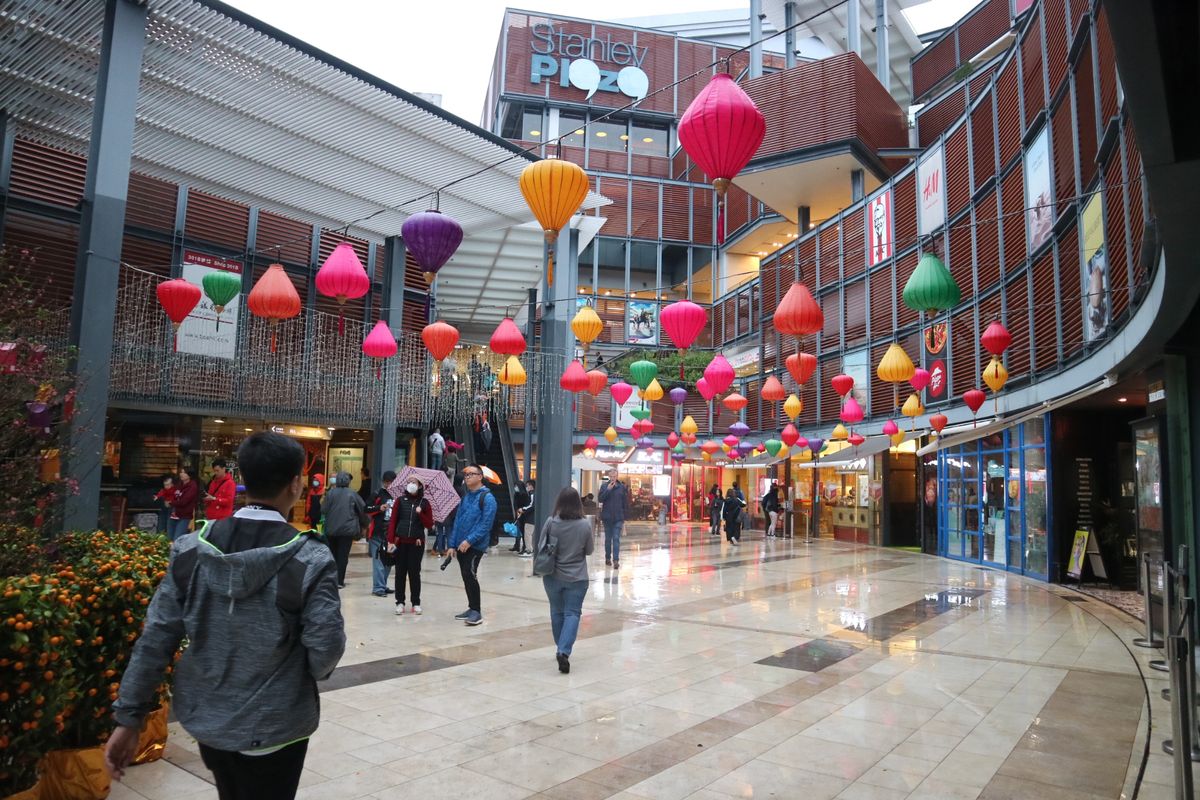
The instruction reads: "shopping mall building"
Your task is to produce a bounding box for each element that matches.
[1,0,1197,588]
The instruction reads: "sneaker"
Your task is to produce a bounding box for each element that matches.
[556,652,570,674]
[412,605,422,615]
[519,551,533,558]
[464,610,483,626]
[612,560,619,569]
[605,559,612,566]
[454,609,472,620]
[394,604,405,615]
[372,590,387,597]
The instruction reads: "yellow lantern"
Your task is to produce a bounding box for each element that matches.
[604,426,618,444]
[901,392,925,431]
[702,451,712,461]
[721,444,731,453]
[890,431,905,446]
[639,378,664,402]
[498,355,526,386]
[519,158,590,286]
[877,343,916,407]
[983,356,1009,393]
[776,445,790,459]
[571,304,603,364]
[783,394,803,420]
[831,423,848,441]
[680,415,698,436]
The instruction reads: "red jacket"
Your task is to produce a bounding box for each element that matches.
[387,494,433,545]
[171,480,199,520]
[205,474,236,520]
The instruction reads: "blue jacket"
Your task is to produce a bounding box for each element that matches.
[450,487,497,551]
[598,480,630,524]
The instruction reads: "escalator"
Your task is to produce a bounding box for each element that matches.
[473,397,518,528]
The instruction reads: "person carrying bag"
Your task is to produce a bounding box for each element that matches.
[533,488,594,674]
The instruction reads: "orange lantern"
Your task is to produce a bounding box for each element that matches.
[421,321,459,363]
[722,392,748,414]
[519,158,590,286]
[247,264,302,353]
[586,369,608,397]
[760,375,786,402]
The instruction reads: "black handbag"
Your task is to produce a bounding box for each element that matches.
[377,542,396,566]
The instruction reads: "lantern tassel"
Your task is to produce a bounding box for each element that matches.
[338,312,345,336]
[717,201,726,245]
[270,329,277,353]
[376,364,382,380]
[547,252,555,287]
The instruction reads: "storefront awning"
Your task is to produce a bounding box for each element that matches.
[790,431,918,468]
[916,378,1113,456]
[572,454,611,472]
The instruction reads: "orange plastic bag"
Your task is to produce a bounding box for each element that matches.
[4,785,40,799]
[35,747,110,800]
[132,704,169,765]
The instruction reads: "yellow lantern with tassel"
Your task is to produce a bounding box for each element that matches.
[519,158,590,286]
[640,378,664,402]
[680,415,698,437]
[604,426,618,444]
[876,342,916,407]
[497,355,526,386]
[831,423,848,441]
[983,356,1008,393]
[571,304,603,365]
[901,392,925,430]
[783,394,803,420]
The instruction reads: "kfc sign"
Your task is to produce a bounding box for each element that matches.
[867,189,892,266]
[928,359,947,398]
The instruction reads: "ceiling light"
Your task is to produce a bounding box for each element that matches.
[642,137,654,143]
[1117,397,1128,403]
[619,134,629,140]
[529,130,541,138]
[808,223,816,229]
[213,419,225,424]
[574,129,584,135]
[603,290,611,296]
[757,251,767,256]
[595,131,607,137]
[243,427,253,432]
[771,242,782,247]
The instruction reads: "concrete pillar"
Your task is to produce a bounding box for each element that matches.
[523,286,536,483]
[64,0,148,532]
[798,206,811,236]
[784,1,797,69]
[372,235,406,480]
[875,0,890,94]
[851,169,865,202]
[533,229,580,539]
[847,0,861,56]
[750,0,764,79]
[0,110,11,244]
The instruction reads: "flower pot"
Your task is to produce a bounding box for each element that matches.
[34,747,109,800]
[132,703,169,765]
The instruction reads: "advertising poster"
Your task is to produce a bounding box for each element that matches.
[177,251,243,359]
[1024,127,1053,254]
[614,392,642,431]
[841,350,869,409]
[1080,193,1110,342]
[928,359,947,398]
[925,322,947,355]
[867,188,893,266]
[626,299,657,345]
[917,145,946,236]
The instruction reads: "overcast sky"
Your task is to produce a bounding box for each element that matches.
[225,0,977,122]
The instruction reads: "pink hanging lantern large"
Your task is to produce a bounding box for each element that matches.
[696,376,717,402]
[910,367,931,393]
[704,355,735,395]
[676,72,766,245]
[489,317,527,356]
[315,242,370,335]
[610,381,634,407]
[840,396,864,425]
[660,300,708,378]
[362,320,398,379]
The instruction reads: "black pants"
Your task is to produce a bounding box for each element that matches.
[328,536,353,585]
[199,739,308,800]
[725,519,741,542]
[457,547,484,611]
[395,542,423,605]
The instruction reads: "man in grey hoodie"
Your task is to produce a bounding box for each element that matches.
[105,432,345,799]
[321,470,368,588]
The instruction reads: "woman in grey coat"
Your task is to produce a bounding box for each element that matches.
[535,487,594,674]
[322,471,367,588]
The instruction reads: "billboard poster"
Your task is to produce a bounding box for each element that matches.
[614,392,641,431]
[925,322,948,355]
[1080,193,1110,341]
[928,359,947,398]
[1024,127,1053,254]
[842,349,869,409]
[177,250,243,360]
[867,188,893,266]
[626,299,657,345]
[917,145,946,236]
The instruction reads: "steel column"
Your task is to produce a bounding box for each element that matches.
[874,0,890,94]
[851,169,865,202]
[64,0,148,532]
[784,2,797,68]
[749,0,764,79]
[373,235,406,479]
[523,286,536,482]
[847,0,861,57]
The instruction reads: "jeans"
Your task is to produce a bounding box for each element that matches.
[429,452,443,471]
[368,537,392,594]
[328,536,353,586]
[457,547,484,612]
[199,739,308,800]
[725,518,741,542]
[543,575,588,657]
[395,542,423,605]
[602,519,623,562]
[433,523,448,553]
[167,516,191,541]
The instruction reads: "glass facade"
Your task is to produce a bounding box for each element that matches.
[938,416,1051,579]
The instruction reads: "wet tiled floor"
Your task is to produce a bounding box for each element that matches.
[109,524,1173,799]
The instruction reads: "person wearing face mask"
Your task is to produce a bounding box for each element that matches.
[387,477,432,615]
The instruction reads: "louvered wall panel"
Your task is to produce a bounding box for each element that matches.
[797,380,817,427]
[1021,13,1045,124]
[996,64,1022,166]
[560,146,586,170]
[945,126,971,217]
[959,0,1012,59]
[912,35,957,101]
[868,266,892,340]
[951,309,976,397]
[721,296,735,344]
[121,236,172,278]
[819,356,840,423]
[629,181,659,239]
[763,329,780,376]
[403,251,425,292]
[651,398,676,433]
[726,185,750,235]
[126,173,178,234]
[844,279,867,345]
[599,178,629,237]
[184,189,249,251]
[1000,168,1026,269]
[631,155,670,179]
[1031,252,1058,372]
[948,222,974,298]
[577,394,607,433]
[1043,0,1069,90]
[661,184,689,241]
[1058,222,1084,356]
[7,139,86,208]
[1074,42,1099,189]
[1006,273,1033,378]
[918,89,966,147]
[1,211,78,307]
[401,300,426,334]
[894,174,917,253]
[683,395,711,436]
[820,288,840,344]
[373,248,385,286]
[1095,9,1119,122]
[816,225,841,291]
[256,211,311,268]
[842,208,865,279]
[798,237,817,283]
[968,66,997,100]
[895,250,920,328]
[1103,157,1129,317]
[1069,0,1089,28]
[588,150,626,174]
[1126,133,1147,292]
[870,342,892,418]
[596,298,624,345]
[745,378,763,432]
[975,192,1001,287]
[692,188,713,244]
[1051,98,1074,210]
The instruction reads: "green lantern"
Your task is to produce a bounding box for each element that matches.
[902,252,961,315]
[673,442,684,453]
[202,270,243,330]
[612,439,627,449]
[629,359,659,391]
[764,438,782,456]
[630,408,652,421]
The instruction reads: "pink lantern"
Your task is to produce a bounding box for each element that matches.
[840,396,864,425]
[780,423,800,448]
[722,434,740,447]
[882,419,900,436]
[660,300,708,375]
[696,376,717,401]
[584,435,599,450]
[610,381,634,407]
[362,320,398,379]
[315,242,370,334]
[830,374,855,398]
[910,367,931,393]
[667,431,680,448]
[848,432,865,447]
[704,355,735,395]
[796,436,808,449]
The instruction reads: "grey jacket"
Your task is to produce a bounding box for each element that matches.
[112,511,346,751]
[323,474,366,537]
[536,517,594,582]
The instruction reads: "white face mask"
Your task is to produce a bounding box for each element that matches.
[406,483,419,494]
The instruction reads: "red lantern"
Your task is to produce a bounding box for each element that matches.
[667,431,680,448]
[701,440,721,455]
[681,432,697,445]
[661,300,708,377]
[586,369,608,397]
[584,435,599,450]
[634,419,655,437]
[848,432,865,447]
[930,413,949,434]
[704,355,735,395]
[981,321,1012,356]
[831,374,855,398]
[315,242,370,334]
[156,278,201,352]
[247,264,302,353]
[774,283,824,338]
[362,320,398,379]
[610,381,634,407]
[696,376,717,402]
[963,388,986,424]
[780,423,800,448]
[560,360,590,393]
[840,396,864,424]
[786,352,817,385]
[761,375,786,402]
[677,72,765,245]
[722,392,747,414]
[490,317,527,356]
[421,321,459,362]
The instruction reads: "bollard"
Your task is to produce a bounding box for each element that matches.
[1152,564,1176,673]
[1162,596,1200,761]
[1167,634,1196,796]
[1134,552,1164,648]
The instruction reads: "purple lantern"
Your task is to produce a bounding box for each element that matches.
[670,451,685,462]
[26,402,50,436]
[729,421,750,437]
[807,437,825,455]
[668,386,688,405]
[636,436,654,448]
[400,209,464,284]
